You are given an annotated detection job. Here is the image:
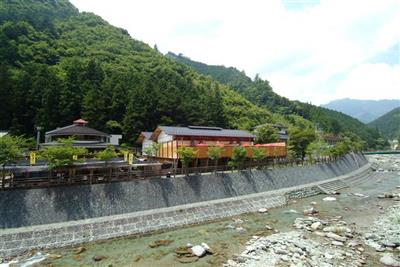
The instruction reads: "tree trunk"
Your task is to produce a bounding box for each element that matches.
[2,164,5,190]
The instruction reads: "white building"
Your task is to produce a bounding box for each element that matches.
[135,132,154,155]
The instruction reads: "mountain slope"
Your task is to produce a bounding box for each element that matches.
[368,107,400,139]
[0,0,277,142]
[166,52,384,148]
[322,98,400,123]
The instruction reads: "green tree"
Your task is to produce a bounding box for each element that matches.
[207,84,226,127]
[105,120,123,133]
[40,137,87,169]
[177,146,197,174]
[143,143,160,157]
[0,135,28,188]
[95,145,117,161]
[329,140,351,158]
[229,146,247,170]
[288,127,316,161]
[207,145,224,167]
[95,145,118,179]
[254,124,279,144]
[251,147,266,166]
[305,140,330,162]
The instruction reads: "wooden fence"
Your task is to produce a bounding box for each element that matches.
[0,157,335,191]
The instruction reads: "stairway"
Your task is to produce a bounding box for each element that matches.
[318,179,349,194]
[344,171,377,186]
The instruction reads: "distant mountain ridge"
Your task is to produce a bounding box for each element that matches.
[368,107,400,139]
[322,98,400,123]
[167,52,384,148]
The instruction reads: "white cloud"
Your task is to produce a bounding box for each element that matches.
[69,0,400,105]
[335,63,400,100]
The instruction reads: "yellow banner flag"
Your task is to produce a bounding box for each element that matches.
[128,153,134,165]
[123,151,128,162]
[29,152,36,165]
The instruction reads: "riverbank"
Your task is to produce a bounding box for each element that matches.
[0,154,369,259]
[2,162,398,266]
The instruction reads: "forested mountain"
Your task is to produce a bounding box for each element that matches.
[322,98,400,123]
[166,52,384,148]
[0,0,278,143]
[0,0,385,149]
[368,107,400,139]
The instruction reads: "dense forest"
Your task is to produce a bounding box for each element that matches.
[0,0,385,149]
[0,0,277,143]
[369,107,400,139]
[166,53,385,148]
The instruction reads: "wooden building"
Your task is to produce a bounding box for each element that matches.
[148,125,286,160]
[42,119,120,150]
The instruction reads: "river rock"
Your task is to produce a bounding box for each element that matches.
[190,245,206,257]
[326,232,347,242]
[365,233,379,240]
[311,222,322,230]
[47,254,62,260]
[258,208,268,213]
[74,246,86,254]
[201,242,213,254]
[226,259,238,266]
[325,252,334,259]
[148,239,173,248]
[323,197,337,201]
[265,225,273,230]
[332,241,344,246]
[382,241,398,248]
[303,206,319,215]
[236,226,246,233]
[92,255,106,262]
[380,253,400,266]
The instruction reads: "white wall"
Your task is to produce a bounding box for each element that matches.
[110,134,122,146]
[157,131,173,143]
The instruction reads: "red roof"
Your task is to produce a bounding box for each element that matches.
[73,119,88,125]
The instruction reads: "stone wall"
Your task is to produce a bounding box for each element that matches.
[0,191,287,257]
[0,153,367,229]
[0,155,370,258]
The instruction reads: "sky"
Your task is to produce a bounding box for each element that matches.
[69,0,400,105]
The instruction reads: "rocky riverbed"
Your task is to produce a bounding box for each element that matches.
[368,154,400,172]
[225,206,400,267]
[1,155,399,267]
[225,155,400,267]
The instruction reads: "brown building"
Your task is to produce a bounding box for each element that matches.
[146,125,286,160]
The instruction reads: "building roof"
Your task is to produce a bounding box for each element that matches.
[135,131,153,144]
[151,126,255,140]
[45,124,110,137]
[73,118,88,124]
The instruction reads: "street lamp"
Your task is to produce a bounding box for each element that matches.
[36,126,43,150]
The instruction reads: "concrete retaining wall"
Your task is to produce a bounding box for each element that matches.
[0,154,369,258]
[0,153,367,229]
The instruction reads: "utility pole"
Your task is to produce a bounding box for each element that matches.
[36,126,42,150]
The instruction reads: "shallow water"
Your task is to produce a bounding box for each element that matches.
[19,171,400,266]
